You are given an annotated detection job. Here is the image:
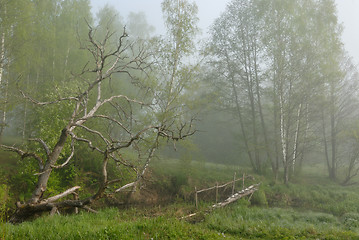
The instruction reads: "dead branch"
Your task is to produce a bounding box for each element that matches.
[68,132,104,153]
[90,115,131,134]
[115,143,157,193]
[0,144,44,171]
[73,124,111,145]
[51,138,75,169]
[115,182,136,193]
[29,138,50,157]
[82,206,98,213]
[110,153,137,170]
[19,89,78,106]
[41,186,81,204]
[108,125,157,152]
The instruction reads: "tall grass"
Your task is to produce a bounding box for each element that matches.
[3,203,358,240]
[2,208,234,240]
[206,201,358,239]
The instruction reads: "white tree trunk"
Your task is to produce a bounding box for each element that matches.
[0,32,5,86]
[279,89,290,184]
[292,103,302,172]
[22,74,30,139]
[279,92,286,165]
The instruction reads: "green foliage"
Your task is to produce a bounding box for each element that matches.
[251,189,268,207]
[161,0,199,55]
[342,212,359,230]
[0,184,10,219]
[264,182,359,216]
[9,158,38,201]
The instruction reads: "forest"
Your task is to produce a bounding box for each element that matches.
[1,0,359,239]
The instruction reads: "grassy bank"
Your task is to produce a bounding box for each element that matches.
[2,160,359,239]
[2,204,358,240]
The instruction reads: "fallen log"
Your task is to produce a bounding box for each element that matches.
[211,184,260,209]
[182,183,260,220]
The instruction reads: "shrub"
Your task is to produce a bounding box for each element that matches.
[251,189,268,207]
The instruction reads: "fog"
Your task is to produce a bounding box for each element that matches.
[2,0,359,230]
[90,0,359,66]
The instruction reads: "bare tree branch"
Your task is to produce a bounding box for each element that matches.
[74,124,111,145]
[90,115,131,134]
[51,138,75,169]
[0,144,44,171]
[19,89,78,106]
[29,138,50,157]
[68,132,104,154]
[41,186,81,204]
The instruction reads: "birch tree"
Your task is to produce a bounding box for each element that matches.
[208,0,344,183]
[208,0,270,174]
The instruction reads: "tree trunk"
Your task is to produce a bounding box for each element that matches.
[0,32,5,86]
[321,109,333,178]
[63,47,70,81]
[0,31,5,142]
[292,103,302,173]
[283,162,289,185]
[0,68,9,142]
[279,84,289,184]
[297,103,309,174]
[329,84,337,180]
[225,52,256,171]
[232,78,256,171]
[254,48,272,175]
[243,41,260,173]
[330,111,336,180]
[29,128,69,204]
[272,80,280,180]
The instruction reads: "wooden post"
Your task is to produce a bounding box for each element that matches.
[242,173,245,190]
[215,182,219,203]
[73,191,79,214]
[232,172,236,195]
[195,186,198,209]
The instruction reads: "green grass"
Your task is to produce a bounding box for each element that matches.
[1,208,237,240]
[2,204,358,240]
[263,177,359,216]
[2,159,359,239]
[206,200,358,239]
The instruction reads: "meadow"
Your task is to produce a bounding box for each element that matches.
[2,159,359,239]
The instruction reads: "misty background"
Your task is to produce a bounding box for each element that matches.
[90,0,359,66]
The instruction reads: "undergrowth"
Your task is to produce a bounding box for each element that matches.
[2,160,359,239]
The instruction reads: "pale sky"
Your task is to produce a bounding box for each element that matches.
[336,0,359,66]
[90,0,359,66]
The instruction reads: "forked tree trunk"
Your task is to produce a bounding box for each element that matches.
[29,128,69,204]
